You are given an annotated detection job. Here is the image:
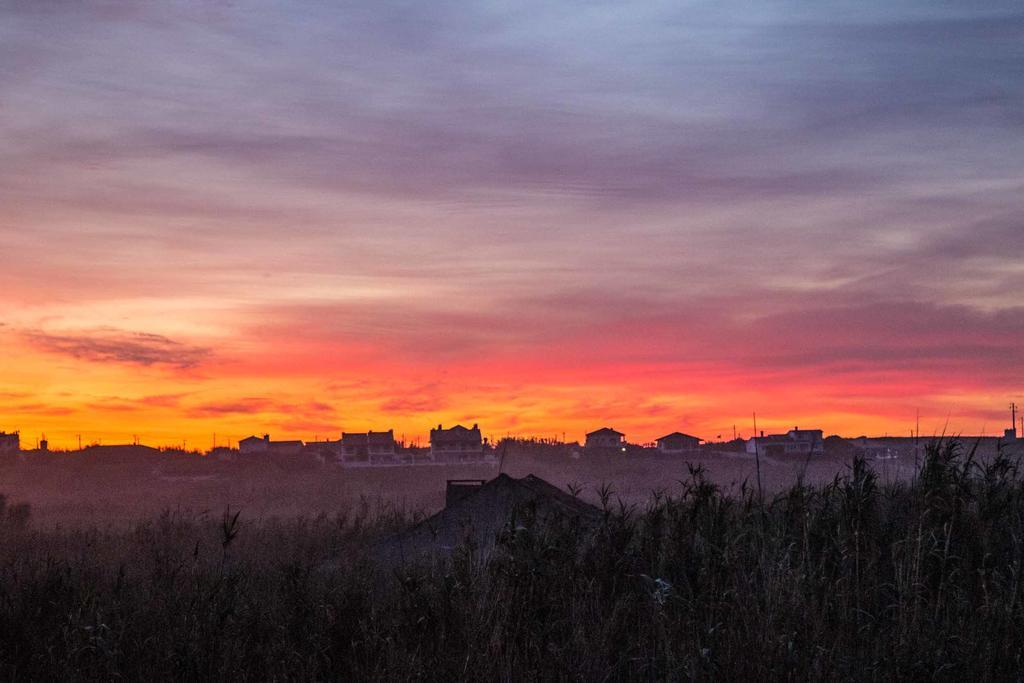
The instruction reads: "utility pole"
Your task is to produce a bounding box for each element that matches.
[752,412,763,507]
[1012,403,1018,435]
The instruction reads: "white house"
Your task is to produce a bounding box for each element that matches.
[746,427,824,457]
[430,424,483,462]
[340,430,397,463]
[239,434,303,455]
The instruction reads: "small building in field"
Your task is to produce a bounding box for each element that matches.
[745,427,824,457]
[585,427,625,451]
[375,474,601,566]
[849,437,921,461]
[239,434,303,455]
[340,430,397,463]
[268,440,303,455]
[788,428,824,452]
[239,435,268,454]
[656,432,701,454]
[430,424,483,461]
[0,431,20,454]
[302,439,341,459]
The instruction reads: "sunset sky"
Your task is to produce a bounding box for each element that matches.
[2,1,1023,449]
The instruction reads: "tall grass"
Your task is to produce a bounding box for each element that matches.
[0,440,1022,680]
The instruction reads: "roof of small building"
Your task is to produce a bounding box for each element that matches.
[586,427,624,437]
[656,431,702,442]
[431,424,481,439]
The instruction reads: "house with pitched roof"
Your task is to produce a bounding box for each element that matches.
[585,427,625,452]
[745,427,823,457]
[340,430,397,464]
[430,424,483,462]
[655,432,701,454]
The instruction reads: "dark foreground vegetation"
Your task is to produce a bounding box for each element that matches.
[1,441,1023,680]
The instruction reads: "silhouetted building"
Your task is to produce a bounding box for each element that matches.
[849,437,922,460]
[585,427,625,451]
[445,479,486,507]
[239,435,267,454]
[302,439,341,460]
[340,430,396,463]
[239,434,303,455]
[655,432,701,454]
[269,440,303,455]
[430,424,483,461]
[0,431,20,454]
[746,427,824,457]
[376,474,601,565]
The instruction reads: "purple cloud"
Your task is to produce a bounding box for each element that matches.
[22,328,209,369]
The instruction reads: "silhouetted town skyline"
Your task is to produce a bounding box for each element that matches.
[3,402,1021,466]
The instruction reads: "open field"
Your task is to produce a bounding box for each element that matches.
[2,436,1015,528]
[0,441,994,527]
[0,440,1023,679]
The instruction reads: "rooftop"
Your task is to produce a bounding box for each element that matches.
[656,432,701,442]
[587,427,624,437]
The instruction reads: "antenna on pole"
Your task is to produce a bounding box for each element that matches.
[497,437,509,474]
[915,408,921,470]
[752,411,763,508]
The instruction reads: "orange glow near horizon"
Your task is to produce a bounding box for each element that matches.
[2,2,1022,447]
[1,312,1016,451]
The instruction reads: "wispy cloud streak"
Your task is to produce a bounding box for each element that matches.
[22,329,210,369]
